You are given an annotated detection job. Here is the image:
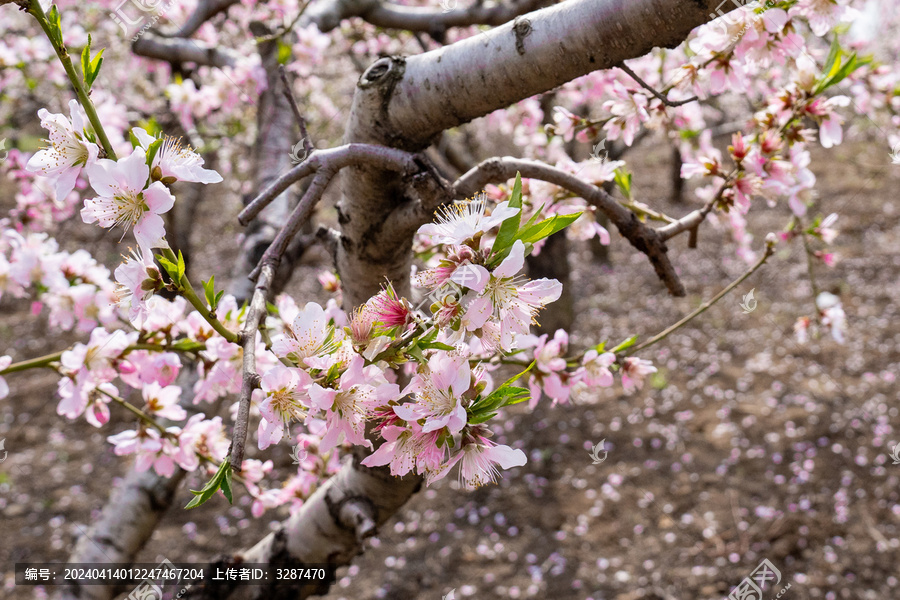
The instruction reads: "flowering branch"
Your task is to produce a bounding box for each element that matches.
[159,248,239,344]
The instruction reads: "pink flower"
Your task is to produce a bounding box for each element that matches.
[177,414,230,469]
[467,240,562,351]
[108,426,180,477]
[142,382,187,421]
[364,417,448,478]
[581,349,616,388]
[60,327,136,382]
[25,100,100,202]
[193,337,243,404]
[308,356,398,451]
[131,127,222,184]
[394,352,471,435]
[430,430,527,489]
[418,194,519,246]
[272,301,334,366]
[551,106,579,141]
[114,248,163,325]
[368,283,413,330]
[621,357,657,394]
[82,148,176,254]
[817,292,846,344]
[256,365,312,450]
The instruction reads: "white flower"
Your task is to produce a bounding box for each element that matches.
[26,100,100,202]
[418,194,519,245]
[82,147,175,254]
[132,127,223,184]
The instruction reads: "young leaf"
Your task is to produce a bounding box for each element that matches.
[80,35,92,85]
[515,212,582,245]
[492,172,523,255]
[822,36,841,79]
[184,459,231,509]
[176,250,186,283]
[614,168,633,200]
[156,255,180,284]
[610,334,638,353]
[45,5,64,47]
[80,34,104,91]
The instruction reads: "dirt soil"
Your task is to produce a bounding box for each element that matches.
[1,137,899,600]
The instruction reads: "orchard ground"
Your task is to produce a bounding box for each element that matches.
[1,137,898,599]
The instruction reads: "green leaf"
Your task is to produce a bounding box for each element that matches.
[80,36,91,84]
[492,173,523,255]
[176,250,186,282]
[203,276,216,308]
[515,212,582,245]
[220,466,233,504]
[156,255,180,284]
[46,6,64,47]
[79,34,104,91]
[276,39,292,65]
[467,410,498,425]
[145,138,163,169]
[614,168,632,200]
[185,460,231,509]
[822,36,841,80]
[418,341,456,352]
[814,48,871,95]
[610,334,638,353]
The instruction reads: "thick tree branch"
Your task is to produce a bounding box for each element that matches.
[454,156,687,296]
[372,0,720,148]
[171,0,240,38]
[238,144,423,226]
[131,33,237,67]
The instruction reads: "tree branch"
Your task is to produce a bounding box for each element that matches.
[170,0,240,38]
[238,144,423,226]
[616,62,698,107]
[454,156,687,296]
[131,33,237,67]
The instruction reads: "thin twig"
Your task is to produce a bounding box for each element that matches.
[617,62,698,108]
[279,65,314,155]
[625,238,776,356]
[230,263,275,471]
